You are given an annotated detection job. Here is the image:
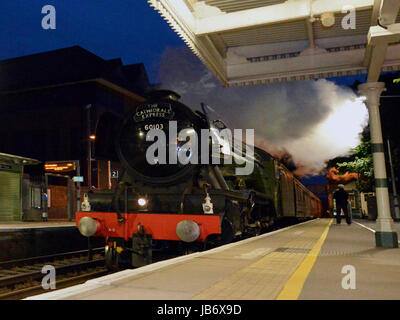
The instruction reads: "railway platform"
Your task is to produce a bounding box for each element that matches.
[0,221,98,262]
[27,218,400,300]
[0,221,75,231]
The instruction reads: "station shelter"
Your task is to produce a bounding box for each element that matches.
[0,153,40,222]
[149,0,400,247]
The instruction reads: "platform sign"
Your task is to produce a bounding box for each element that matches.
[73,176,84,182]
[111,170,119,179]
[45,161,76,173]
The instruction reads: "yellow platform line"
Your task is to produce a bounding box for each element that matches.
[276,218,333,300]
[193,219,331,300]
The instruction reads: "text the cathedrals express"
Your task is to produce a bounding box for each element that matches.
[134,103,175,122]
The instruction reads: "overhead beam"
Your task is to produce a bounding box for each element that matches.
[311,0,373,15]
[183,0,196,12]
[379,0,400,26]
[195,0,373,35]
[367,43,389,81]
[305,19,315,48]
[195,0,309,35]
[365,0,385,66]
[370,0,382,26]
[364,24,400,81]
[226,42,400,86]
[227,48,367,84]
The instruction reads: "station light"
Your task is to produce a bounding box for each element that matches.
[320,12,335,28]
[89,134,96,141]
[138,197,148,207]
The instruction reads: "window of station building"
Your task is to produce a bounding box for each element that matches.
[349,194,356,209]
[31,186,42,209]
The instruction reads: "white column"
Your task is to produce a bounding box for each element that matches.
[358,82,398,248]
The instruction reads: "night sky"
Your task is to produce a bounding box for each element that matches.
[0,1,184,83]
[0,1,367,86]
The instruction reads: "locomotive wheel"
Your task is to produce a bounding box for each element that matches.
[224,201,243,235]
[220,218,234,244]
[105,246,119,270]
[182,242,204,255]
[203,234,220,250]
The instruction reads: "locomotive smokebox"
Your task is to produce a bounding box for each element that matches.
[115,90,206,186]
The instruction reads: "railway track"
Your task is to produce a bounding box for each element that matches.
[0,219,307,300]
[0,248,110,300]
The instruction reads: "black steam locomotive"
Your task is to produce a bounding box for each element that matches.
[76,90,321,269]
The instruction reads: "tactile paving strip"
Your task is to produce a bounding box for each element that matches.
[318,250,373,257]
[193,219,332,300]
[275,248,311,254]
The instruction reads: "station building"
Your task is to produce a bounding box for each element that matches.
[0,46,151,220]
[0,153,40,222]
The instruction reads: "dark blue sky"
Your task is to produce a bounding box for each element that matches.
[0,1,367,85]
[0,1,184,82]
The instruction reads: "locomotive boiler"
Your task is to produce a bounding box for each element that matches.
[76,90,322,269]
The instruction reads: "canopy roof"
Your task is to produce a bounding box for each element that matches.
[149,0,400,86]
[0,153,40,166]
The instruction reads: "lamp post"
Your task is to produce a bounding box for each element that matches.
[86,104,92,189]
[75,160,81,212]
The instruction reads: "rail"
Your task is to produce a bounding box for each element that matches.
[0,248,109,300]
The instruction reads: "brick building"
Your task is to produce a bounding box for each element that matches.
[0,46,151,220]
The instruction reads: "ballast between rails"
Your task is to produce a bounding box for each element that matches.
[0,248,108,300]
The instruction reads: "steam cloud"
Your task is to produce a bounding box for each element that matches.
[157,47,369,176]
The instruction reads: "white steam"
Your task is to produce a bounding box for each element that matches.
[284,94,368,175]
[158,47,369,175]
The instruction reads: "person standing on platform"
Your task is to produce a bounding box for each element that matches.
[333,184,351,225]
[42,192,49,222]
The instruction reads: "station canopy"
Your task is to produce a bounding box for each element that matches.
[0,153,40,166]
[149,0,400,86]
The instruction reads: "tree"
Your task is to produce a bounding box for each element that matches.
[336,140,373,192]
[328,129,374,192]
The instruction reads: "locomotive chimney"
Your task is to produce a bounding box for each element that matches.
[146,90,181,101]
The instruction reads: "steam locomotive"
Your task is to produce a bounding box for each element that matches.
[76,90,322,269]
